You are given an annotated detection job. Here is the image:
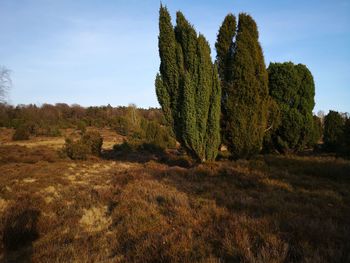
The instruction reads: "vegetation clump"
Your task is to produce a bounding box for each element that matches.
[63,131,103,160]
[12,124,31,141]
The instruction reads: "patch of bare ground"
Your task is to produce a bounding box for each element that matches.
[0,143,349,262]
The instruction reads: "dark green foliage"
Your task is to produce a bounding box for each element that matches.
[309,115,322,147]
[343,118,350,156]
[64,138,90,160]
[268,62,315,152]
[215,14,236,88]
[12,124,31,141]
[323,111,345,152]
[113,140,133,153]
[64,131,103,160]
[156,6,221,162]
[218,13,269,159]
[81,131,103,156]
[263,98,282,152]
[140,119,176,150]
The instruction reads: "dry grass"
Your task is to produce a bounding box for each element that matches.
[0,139,349,262]
[0,127,124,150]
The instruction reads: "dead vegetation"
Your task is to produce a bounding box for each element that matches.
[0,130,349,262]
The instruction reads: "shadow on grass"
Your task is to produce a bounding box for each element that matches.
[264,154,350,182]
[101,142,193,168]
[2,207,40,263]
[143,155,350,261]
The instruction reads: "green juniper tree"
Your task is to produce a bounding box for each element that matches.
[215,14,236,146]
[323,110,345,152]
[215,14,236,85]
[216,13,269,159]
[155,6,221,162]
[267,62,315,152]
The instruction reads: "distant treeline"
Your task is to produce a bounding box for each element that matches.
[0,103,176,155]
[0,103,163,130]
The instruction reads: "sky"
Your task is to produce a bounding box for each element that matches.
[0,0,349,113]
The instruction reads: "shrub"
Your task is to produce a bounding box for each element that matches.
[81,131,103,156]
[140,119,176,150]
[63,131,103,160]
[12,125,30,140]
[77,121,87,134]
[63,138,90,160]
[113,140,134,153]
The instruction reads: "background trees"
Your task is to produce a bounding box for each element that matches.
[267,62,315,152]
[155,6,221,162]
[216,13,269,159]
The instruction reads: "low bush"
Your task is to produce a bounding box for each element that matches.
[12,125,30,141]
[81,131,103,156]
[63,131,103,160]
[63,138,90,160]
[140,120,176,150]
[113,140,134,153]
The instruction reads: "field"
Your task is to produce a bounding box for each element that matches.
[0,128,349,263]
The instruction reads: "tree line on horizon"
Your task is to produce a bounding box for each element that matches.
[155,5,349,162]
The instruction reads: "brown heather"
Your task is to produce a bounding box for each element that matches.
[0,128,349,262]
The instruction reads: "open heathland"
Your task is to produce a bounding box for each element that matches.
[0,128,349,263]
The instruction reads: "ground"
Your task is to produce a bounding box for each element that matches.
[0,128,349,263]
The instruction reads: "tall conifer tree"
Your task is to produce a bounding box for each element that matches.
[218,13,269,158]
[156,6,221,162]
[215,14,237,146]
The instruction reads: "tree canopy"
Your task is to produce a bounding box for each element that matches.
[267,62,315,152]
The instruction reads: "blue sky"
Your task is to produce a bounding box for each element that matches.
[0,0,349,113]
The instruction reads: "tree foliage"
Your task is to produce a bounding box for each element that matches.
[309,115,323,147]
[323,110,345,152]
[215,14,236,85]
[267,62,315,152]
[155,5,221,162]
[216,13,269,159]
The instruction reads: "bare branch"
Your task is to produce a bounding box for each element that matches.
[0,66,12,103]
